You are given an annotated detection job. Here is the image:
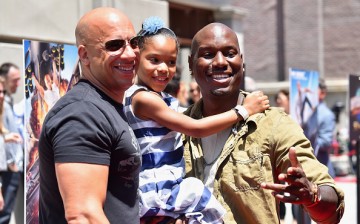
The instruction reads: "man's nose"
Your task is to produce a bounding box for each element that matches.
[213,52,227,67]
[122,44,138,60]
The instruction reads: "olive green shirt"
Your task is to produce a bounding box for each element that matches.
[183,98,344,224]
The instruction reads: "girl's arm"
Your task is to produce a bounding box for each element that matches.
[132,91,269,138]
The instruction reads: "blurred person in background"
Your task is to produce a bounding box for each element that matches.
[0,63,24,224]
[164,72,188,112]
[164,67,189,109]
[187,79,201,105]
[303,78,335,177]
[178,81,189,108]
[275,89,290,114]
[0,76,7,213]
[0,77,22,213]
[164,74,181,98]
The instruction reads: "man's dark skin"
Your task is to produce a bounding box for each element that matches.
[177,23,339,223]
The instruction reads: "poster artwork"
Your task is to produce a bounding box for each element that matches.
[289,68,319,127]
[24,40,80,224]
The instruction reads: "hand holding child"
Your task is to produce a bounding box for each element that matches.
[242,91,270,116]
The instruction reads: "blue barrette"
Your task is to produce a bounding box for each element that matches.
[138,16,165,36]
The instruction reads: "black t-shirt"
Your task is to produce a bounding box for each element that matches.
[38,80,141,224]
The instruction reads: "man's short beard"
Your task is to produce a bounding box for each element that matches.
[210,88,228,96]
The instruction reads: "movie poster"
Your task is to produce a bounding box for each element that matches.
[24,40,80,224]
[349,74,360,146]
[289,68,319,127]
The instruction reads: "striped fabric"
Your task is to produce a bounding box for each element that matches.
[124,85,225,224]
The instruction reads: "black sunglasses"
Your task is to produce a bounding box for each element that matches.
[0,90,6,94]
[104,37,139,53]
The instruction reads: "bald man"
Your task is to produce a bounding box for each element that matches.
[38,8,141,224]
[183,23,344,223]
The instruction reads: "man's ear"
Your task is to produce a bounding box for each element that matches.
[78,45,90,65]
[188,55,193,75]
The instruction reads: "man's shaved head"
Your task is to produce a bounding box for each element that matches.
[191,23,240,57]
[75,7,134,46]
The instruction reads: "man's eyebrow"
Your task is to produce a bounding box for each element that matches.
[197,46,214,52]
[197,45,238,52]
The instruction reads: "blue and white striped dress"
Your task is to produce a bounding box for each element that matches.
[124,85,225,224]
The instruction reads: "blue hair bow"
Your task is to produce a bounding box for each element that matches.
[139,16,165,36]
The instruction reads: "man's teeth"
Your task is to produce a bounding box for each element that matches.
[116,65,134,71]
[212,74,230,79]
[119,67,133,71]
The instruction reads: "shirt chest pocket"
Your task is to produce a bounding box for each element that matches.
[221,148,272,192]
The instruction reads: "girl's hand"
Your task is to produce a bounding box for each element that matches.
[243,91,270,116]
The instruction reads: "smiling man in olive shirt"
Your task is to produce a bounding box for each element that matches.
[183,23,344,224]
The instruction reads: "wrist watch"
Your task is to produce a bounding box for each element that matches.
[234,105,249,120]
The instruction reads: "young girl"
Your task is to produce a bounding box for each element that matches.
[124,17,269,224]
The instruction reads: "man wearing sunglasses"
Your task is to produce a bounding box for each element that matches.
[38,7,142,224]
